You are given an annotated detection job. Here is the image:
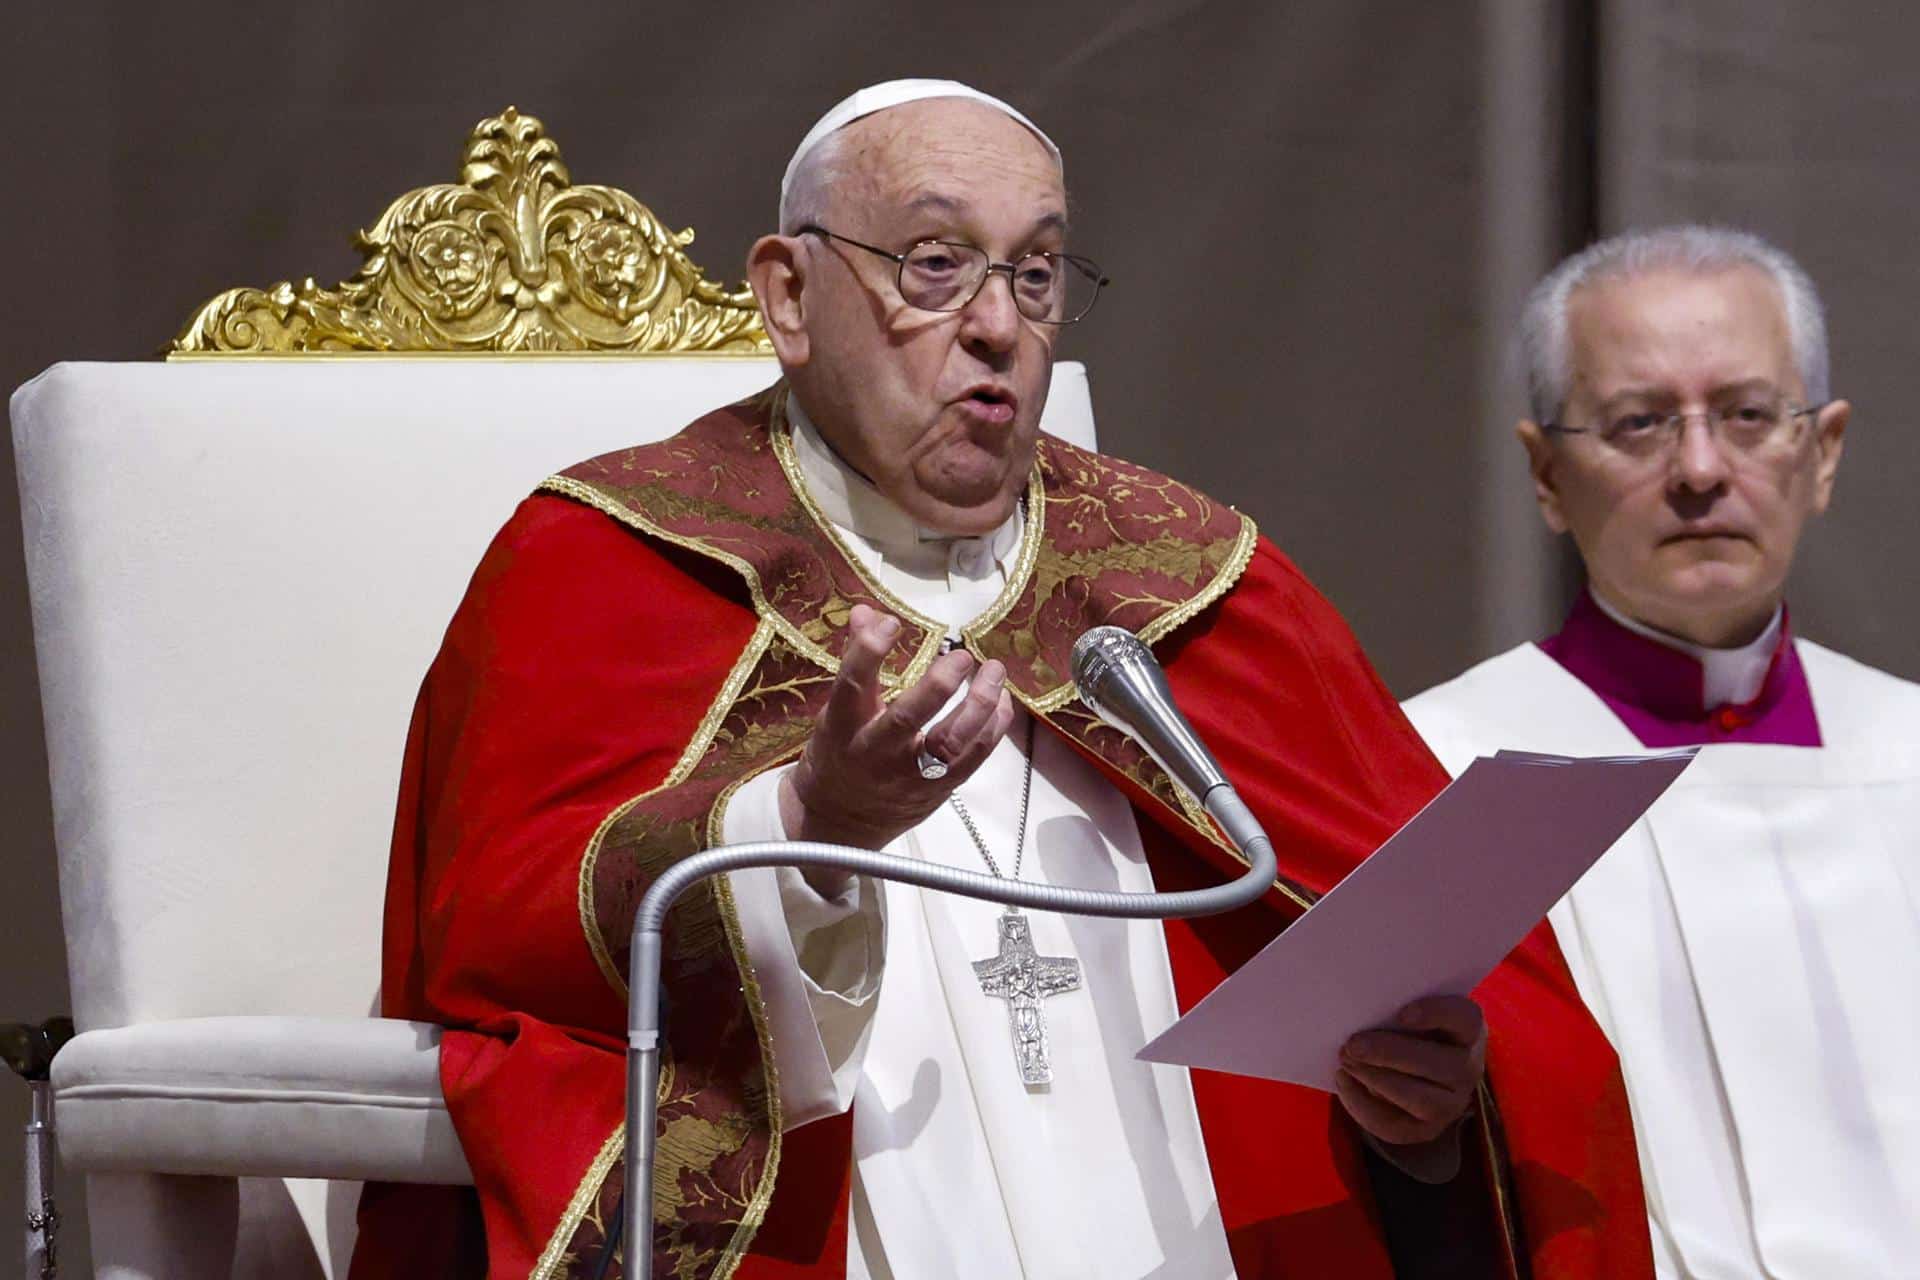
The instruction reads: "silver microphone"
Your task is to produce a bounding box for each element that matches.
[1072,626,1229,801]
[623,625,1280,1278]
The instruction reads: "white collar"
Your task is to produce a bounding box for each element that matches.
[1590,591,1784,708]
[786,397,1022,563]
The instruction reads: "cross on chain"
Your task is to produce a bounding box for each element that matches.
[972,909,1082,1086]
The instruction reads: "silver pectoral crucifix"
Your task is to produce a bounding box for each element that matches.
[972,908,1082,1086]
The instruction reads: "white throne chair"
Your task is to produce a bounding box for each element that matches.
[8,108,1101,1278]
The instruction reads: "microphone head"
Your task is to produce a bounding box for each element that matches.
[1071,626,1163,718]
[1071,625,1227,799]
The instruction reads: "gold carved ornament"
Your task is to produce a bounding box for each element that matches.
[169,107,771,355]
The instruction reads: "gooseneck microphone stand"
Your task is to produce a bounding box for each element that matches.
[608,628,1277,1280]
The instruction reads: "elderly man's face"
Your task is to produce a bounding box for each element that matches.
[755,100,1067,536]
[1519,266,1848,647]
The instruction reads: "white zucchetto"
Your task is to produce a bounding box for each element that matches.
[779,78,1061,220]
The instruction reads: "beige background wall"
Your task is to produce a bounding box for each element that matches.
[3,2,1915,1269]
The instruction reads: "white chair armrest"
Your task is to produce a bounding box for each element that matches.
[52,1017,471,1185]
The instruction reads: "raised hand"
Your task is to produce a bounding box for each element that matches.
[780,603,1017,850]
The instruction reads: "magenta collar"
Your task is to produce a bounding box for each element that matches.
[1537,591,1822,748]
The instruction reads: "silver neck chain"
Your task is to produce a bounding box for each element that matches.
[947,713,1036,882]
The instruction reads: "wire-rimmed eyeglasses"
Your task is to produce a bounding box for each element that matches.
[798,224,1109,325]
[1542,398,1826,462]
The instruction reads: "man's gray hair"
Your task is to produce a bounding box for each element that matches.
[779,130,845,235]
[1518,225,1830,423]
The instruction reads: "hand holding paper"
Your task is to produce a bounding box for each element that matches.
[1335,994,1488,1147]
[1140,749,1695,1091]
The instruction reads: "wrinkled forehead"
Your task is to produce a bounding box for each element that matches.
[1566,264,1797,398]
[833,100,1066,227]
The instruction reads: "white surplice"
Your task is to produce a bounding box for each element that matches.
[719,407,1238,1280]
[1404,640,1920,1279]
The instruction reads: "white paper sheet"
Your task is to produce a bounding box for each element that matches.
[1138,749,1695,1090]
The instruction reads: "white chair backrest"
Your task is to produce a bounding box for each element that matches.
[10,358,1098,1031]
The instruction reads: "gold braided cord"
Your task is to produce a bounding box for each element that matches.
[538,474,846,681]
[528,1123,626,1280]
[541,623,788,1278]
[704,849,794,1280]
[765,408,1025,688]
[574,616,779,997]
[1025,510,1259,716]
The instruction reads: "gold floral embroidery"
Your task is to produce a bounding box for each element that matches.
[546,630,833,1279]
[539,390,1274,1277]
[769,395,1044,687]
[529,1124,625,1280]
[539,475,844,682]
[576,616,777,995]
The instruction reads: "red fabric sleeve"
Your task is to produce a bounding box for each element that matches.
[1151,538,1653,1278]
[1159,537,1455,895]
[358,511,1649,1279]
[363,494,763,1275]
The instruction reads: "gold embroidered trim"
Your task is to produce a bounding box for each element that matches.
[707,829,798,1280]
[1173,788,1227,850]
[1269,877,1316,914]
[540,475,843,678]
[769,412,944,647]
[701,751,805,1179]
[1005,509,1314,914]
[1475,1081,1526,1278]
[769,401,1046,689]
[1166,785,1315,915]
[535,433,1274,1277]
[1022,510,1260,716]
[576,616,778,995]
[1137,763,1313,915]
[529,1122,626,1280]
[540,636,797,1279]
[961,473,1046,641]
[1140,512,1259,648]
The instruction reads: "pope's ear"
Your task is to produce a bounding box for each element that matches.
[1516,418,1570,534]
[1810,397,1850,515]
[747,234,810,367]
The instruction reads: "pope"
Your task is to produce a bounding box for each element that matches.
[352,81,1655,1279]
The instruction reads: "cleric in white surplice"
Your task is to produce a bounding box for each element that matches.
[1403,225,1920,1278]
